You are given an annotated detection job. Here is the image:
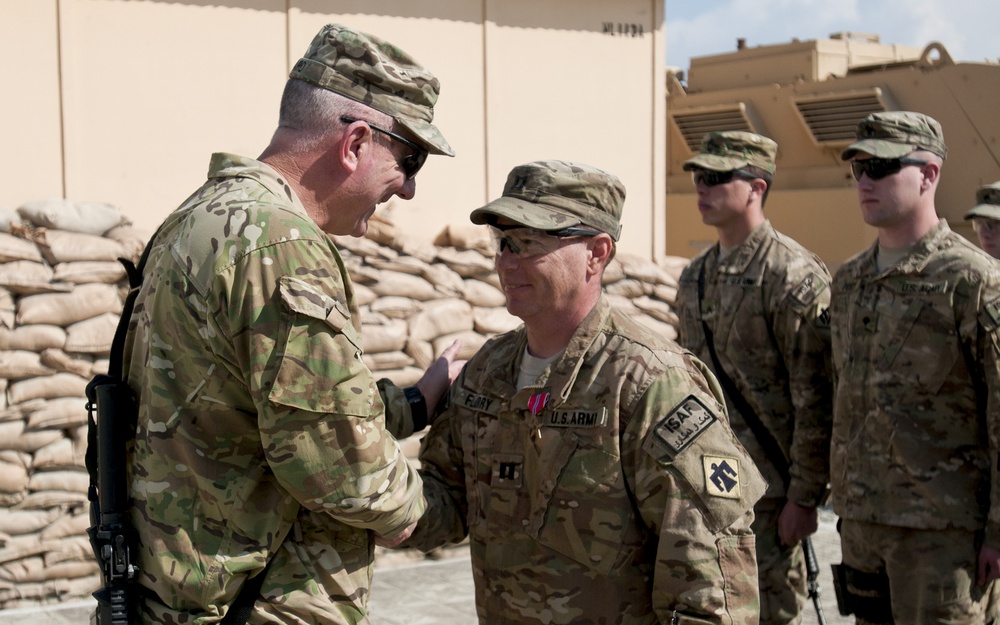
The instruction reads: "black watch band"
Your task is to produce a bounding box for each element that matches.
[404,386,428,431]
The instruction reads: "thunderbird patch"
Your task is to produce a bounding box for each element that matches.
[703,455,741,499]
[654,395,718,454]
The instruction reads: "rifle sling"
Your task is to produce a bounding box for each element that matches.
[697,258,791,489]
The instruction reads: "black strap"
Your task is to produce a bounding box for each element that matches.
[219,565,270,625]
[697,258,791,488]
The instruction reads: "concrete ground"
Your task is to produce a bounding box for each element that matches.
[0,508,850,625]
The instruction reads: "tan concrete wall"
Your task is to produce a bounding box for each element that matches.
[1,0,666,258]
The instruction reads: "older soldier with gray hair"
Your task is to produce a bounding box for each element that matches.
[831,111,1000,624]
[676,131,833,625]
[122,24,461,624]
[965,181,1000,259]
[400,160,766,624]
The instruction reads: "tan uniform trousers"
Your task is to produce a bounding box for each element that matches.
[840,519,999,625]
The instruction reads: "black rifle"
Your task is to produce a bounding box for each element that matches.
[803,536,827,625]
[86,375,140,625]
[85,239,154,625]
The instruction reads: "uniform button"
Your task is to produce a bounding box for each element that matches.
[521,519,529,526]
[590,555,602,562]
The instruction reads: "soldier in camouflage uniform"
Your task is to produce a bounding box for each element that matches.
[675,131,833,625]
[831,111,1000,624]
[964,181,1000,260]
[401,160,767,624]
[121,24,462,624]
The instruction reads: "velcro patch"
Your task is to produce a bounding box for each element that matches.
[492,454,523,489]
[653,395,718,455]
[458,390,500,416]
[790,272,825,308]
[900,280,948,295]
[703,455,741,499]
[543,408,608,428]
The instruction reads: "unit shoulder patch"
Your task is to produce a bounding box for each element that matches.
[789,272,826,309]
[703,455,741,499]
[652,395,718,456]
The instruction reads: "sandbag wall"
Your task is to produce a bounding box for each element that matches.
[0,204,686,609]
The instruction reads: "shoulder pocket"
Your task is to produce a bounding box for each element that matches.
[278,276,362,352]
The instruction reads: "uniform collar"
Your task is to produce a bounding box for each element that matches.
[713,220,773,275]
[851,219,954,279]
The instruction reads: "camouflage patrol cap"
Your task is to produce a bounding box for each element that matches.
[682,131,778,175]
[289,24,454,156]
[470,160,625,241]
[841,111,947,160]
[964,180,1000,221]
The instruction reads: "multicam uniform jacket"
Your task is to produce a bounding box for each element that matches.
[830,220,1000,546]
[122,153,424,624]
[407,297,767,625]
[676,221,833,506]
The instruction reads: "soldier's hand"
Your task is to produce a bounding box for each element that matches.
[415,340,466,425]
[978,544,1000,586]
[777,500,818,547]
[374,521,418,549]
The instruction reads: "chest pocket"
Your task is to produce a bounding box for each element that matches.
[876,285,960,394]
[484,413,633,575]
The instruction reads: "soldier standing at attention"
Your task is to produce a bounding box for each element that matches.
[964,180,1000,260]
[399,160,767,624]
[122,24,463,624]
[675,131,834,625]
[830,111,1000,624]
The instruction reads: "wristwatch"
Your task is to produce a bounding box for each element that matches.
[404,386,428,431]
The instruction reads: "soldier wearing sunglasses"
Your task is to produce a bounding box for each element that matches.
[119,24,464,624]
[964,181,1000,260]
[830,111,1000,624]
[675,131,834,625]
[399,160,766,624]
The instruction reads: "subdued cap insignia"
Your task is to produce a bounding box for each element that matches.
[841,111,947,160]
[683,131,778,175]
[470,160,625,241]
[289,23,453,156]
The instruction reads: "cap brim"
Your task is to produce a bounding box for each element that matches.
[397,117,454,157]
[682,154,749,172]
[841,139,915,161]
[964,204,1000,221]
[470,196,584,230]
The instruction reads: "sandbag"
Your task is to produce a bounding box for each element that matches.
[35,229,127,264]
[17,199,123,236]
[16,283,122,326]
[9,373,89,405]
[64,311,118,353]
[0,233,43,263]
[407,298,474,341]
[0,324,66,352]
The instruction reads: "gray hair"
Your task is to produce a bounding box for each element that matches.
[275,79,393,153]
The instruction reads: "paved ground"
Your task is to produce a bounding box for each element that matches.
[0,508,849,625]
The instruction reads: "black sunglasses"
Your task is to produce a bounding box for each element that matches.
[850,157,927,181]
[340,116,428,179]
[691,169,758,187]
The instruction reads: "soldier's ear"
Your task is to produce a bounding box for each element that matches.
[587,234,614,273]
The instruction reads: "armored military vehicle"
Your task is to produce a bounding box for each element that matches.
[666,32,1000,266]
